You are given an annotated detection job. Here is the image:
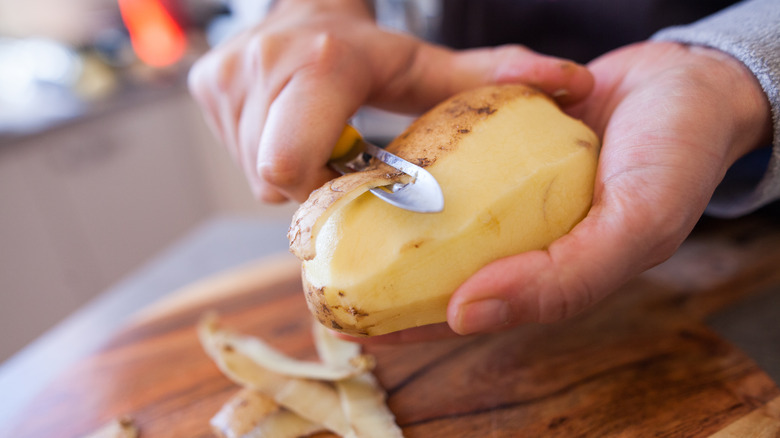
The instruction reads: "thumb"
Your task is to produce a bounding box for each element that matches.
[445,205,662,335]
[375,43,594,112]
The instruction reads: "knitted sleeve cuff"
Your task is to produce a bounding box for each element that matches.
[652,0,780,217]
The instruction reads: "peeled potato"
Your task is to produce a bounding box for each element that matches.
[289,84,599,336]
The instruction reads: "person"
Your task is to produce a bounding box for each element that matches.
[187,0,779,341]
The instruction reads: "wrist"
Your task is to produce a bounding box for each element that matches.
[686,44,773,163]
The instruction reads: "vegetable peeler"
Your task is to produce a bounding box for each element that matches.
[328,125,444,213]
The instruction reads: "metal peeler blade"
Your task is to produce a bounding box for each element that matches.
[328,127,444,213]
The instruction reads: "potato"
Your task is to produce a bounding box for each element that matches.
[288,84,599,336]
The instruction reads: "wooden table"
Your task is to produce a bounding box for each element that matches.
[8,208,780,437]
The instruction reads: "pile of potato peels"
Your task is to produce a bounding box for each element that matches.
[198,313,403,438]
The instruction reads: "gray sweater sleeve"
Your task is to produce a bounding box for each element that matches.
[651,0,780,218]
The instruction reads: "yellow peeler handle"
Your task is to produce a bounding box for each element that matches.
[330,125,363,160]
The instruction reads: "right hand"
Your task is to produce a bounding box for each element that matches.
[188,0,595,203]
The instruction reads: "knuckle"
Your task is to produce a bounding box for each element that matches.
[187,56,213,99]
[629,205,692,268]
[214,51,242,93]
[247,170,290,203]
[536,287,568,324]
[258,158,304,189]
[245,32,286,73]
[243,30,352,82]
[647,228,686,267]
[492,44,533,61]
[537,259,595,324]
[311,32,340,58]
[255,185,290,204]
[188,49,242,95]
[304,32,352,73]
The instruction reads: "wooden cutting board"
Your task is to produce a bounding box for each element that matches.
[9,211,780,438]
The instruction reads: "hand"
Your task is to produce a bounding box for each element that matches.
[444,42,773,336]
[351,41,772,344]
[187,0,593,203]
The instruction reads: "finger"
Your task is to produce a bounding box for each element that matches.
[334,323,460,345]
[236,80,290,202]
[217,97,242,165]
[446,196,683,335]
[188,56,239,163]
[257,34,372,202]
[376,43,594,113]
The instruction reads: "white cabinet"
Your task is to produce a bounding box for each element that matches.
[0,146,83,359]
[0,88,284,362]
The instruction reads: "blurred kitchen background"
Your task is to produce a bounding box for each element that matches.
[0,0,439,365]
[0,0,283,365]
[1,0,742,367]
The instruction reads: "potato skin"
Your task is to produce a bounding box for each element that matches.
[383,84,546,164]
[301,264,371,336]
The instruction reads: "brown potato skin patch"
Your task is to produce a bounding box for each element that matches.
[401,238,430,252]
[576,138,594,149]
[383,84,546,164]
[301,264,370,337]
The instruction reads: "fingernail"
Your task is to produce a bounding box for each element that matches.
[456,299,510,334]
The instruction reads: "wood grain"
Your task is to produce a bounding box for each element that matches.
[9,208,780,438]
[710,396,780,438]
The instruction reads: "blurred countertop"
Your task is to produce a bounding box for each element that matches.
[0,216,293,433]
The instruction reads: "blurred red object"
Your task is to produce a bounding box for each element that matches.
[117,0,187,67]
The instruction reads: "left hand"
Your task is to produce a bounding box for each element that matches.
[361,41,773,343]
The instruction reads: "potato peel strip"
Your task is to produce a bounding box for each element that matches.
[219,329,373,381]
[210,389,325,438]
[198,315,352,436]
[199,314,404,437]
[81,417,138,438]
[313,324,405,438]
[289,168,402,261]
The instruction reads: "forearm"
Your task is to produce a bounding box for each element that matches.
[652,0,780,217]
